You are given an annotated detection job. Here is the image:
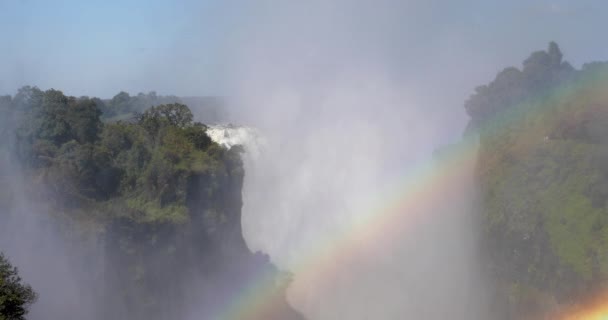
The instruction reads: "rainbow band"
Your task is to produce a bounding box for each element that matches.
[217,67,608,320]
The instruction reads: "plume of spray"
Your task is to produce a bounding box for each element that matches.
[220,1,492,319]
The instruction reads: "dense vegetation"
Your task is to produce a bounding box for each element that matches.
[0,253,36,320]
[0,88,302,320]
[469,43,608,318]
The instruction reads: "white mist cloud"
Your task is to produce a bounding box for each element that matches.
[227,1,491,319]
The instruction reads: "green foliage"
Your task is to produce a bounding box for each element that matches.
[2,88,231,218]
[101,91,182,120]
[13,88,102,167]
[0,253,36,320]
[465,42,575,132]
[2,89,248,317]
[471,43,608,317]
[0,86,298,320]
[138,103,193,130]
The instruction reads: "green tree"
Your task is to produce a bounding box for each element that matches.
[107,91,131,117]
[0,253,36,320]
[66,97,103,144]
[137,103,194,137]
[464,42,575,132]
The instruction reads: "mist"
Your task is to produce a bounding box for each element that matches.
[221,2,490,319]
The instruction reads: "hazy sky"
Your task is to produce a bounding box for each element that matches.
[1,0,607,100]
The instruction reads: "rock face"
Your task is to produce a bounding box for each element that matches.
[469,45,608,318]
[101,150,303,320]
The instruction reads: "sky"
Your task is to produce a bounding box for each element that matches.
[0,0,250,97]
[1,0,607,99]
[1,0,607,144]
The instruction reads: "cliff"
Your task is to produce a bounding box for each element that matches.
[0,88,303,320]
[469,44,608,318]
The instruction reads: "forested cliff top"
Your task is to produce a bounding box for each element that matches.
[469,43,608,319]
[0,88,303,320]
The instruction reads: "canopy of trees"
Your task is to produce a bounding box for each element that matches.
[98,91,182,120]
[0,89,301,320]
[0,87,235,220]
[0,253,36,320]
[464,42,576,132]
[468,43,608,318]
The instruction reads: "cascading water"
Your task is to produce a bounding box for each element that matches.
[206,124,265,154]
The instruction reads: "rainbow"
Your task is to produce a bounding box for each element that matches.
[556,292,608,320]
[215,66,608,320]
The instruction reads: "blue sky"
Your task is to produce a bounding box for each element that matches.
[0,0,607,98]
[0,0,251,96]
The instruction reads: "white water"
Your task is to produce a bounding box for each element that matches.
[206,124,264,152]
